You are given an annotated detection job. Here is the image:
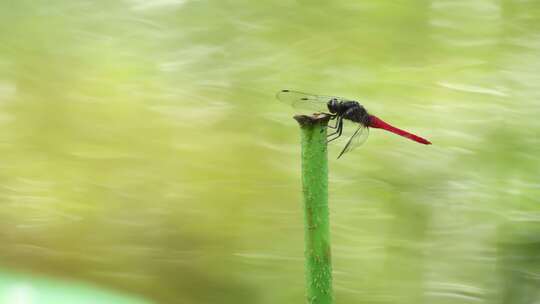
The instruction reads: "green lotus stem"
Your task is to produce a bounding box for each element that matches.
[294,114,333,304]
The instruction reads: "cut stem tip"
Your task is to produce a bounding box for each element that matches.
[293,113,332,127]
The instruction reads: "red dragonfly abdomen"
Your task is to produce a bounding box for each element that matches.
[368,115,431,145]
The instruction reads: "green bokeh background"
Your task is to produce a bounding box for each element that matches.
[0,1,539,303]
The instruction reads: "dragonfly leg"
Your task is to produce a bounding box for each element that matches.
[321,115,339,134]
[327,119,343,143]
[327,117,342,135]
[325,115,340,129]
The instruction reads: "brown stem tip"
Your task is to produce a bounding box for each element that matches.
[293,113,332,127]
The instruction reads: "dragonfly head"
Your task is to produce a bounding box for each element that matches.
[327,98,339,114]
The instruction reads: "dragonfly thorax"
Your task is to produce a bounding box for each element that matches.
[327,100,370,126]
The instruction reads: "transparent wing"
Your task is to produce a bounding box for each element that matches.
[337,124,369,159]
[276,89,348,112]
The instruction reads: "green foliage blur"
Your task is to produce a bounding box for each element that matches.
[0,1,539,303]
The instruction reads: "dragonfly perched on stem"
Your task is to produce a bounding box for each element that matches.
[277,89,431,158]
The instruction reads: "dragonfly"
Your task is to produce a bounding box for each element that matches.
[277,89,431,158]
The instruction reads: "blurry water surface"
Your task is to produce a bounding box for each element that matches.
[0,1,539,303]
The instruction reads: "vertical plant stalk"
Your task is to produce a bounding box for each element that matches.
[294,114,333,304]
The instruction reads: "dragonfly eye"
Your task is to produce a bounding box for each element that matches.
[327,98,339,113]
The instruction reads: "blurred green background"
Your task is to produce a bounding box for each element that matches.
[0,0,539,303]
